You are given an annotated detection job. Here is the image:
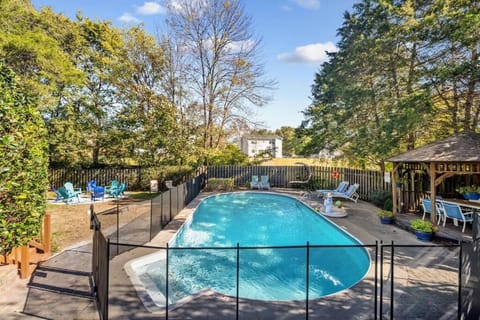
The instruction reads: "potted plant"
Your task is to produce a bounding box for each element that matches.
[378,210,394,224]
[410,219,438,241]
[456,185,480,200]
[395,177,405,188]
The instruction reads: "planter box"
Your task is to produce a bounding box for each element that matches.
[414,230,433,241]
[380,216,394,224]
[463,192,480,200]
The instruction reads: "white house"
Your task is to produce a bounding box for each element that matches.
[240,135,283,158]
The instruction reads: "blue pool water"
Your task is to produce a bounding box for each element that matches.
[130,192,370,305]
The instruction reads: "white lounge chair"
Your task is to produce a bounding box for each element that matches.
[316,181,349,197]
[250,175,260,189]
[260,175,270,190]
[329,183,360,203]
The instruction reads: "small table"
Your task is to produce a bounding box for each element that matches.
[315,205,348,218]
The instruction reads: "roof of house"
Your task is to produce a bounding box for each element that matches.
[242,135,283,140]
[385,132,480,162]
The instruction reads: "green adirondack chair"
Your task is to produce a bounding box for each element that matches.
[58,187,78,204]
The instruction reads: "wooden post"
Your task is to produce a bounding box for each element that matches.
[43,214,51,255]
[430,162,437,225]
[392,164,399,214]
[20,245,29,279]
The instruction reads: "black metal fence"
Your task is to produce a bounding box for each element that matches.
[149,174,204,239]
[92,238,466,319]
[90,205,109,320]
[90,173,205,319]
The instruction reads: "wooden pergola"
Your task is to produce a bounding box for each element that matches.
[385,132,480,224]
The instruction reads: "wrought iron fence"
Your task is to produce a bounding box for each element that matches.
[91,238,465,319]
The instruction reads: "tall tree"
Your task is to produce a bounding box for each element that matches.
[76,16,124,165]
[112,26,182,165]
[419,0,480,134]
[165,0,275,160]
[301,0,478,168]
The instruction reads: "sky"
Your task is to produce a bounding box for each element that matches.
[30,0,357,130]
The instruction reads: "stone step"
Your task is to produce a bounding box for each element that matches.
[0,264,19,293]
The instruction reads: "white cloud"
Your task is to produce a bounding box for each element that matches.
[226,39,256,53]
[277,42,338,64]
[291,0,320,10]
[168,0,185,13]
[167,0,207,14]
[118,13,141,23]
[136,2,166,15]
[281,5,292,11]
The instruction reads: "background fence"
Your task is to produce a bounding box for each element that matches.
[206,165,390,201]
[49,166,196,191]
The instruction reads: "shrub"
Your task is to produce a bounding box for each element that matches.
[308,179,328,191]
[140,165,194,190]
[371,189,392,210]
[206,144,249,165]
[205,178,234,191]
[0,64,48,255]
[383,198,393,211]
[377,210,394,218]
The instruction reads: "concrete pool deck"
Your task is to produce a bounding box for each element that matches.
[1,189,464,319]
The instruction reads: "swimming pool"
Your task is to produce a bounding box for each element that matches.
[126,192,370,308]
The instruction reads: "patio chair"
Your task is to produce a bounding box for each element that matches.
[64,182,82,197]
[329,183,360,203]
[106,180,119,196]
[289,162,313,197]
[86,180,97,193]
[57,186,79,204]
[316,181,349,197]
[250,176,260,189]
[441,201,474,233]
[260,175,270,190]
[110,183,126,199]
[91,186,105,202]
[51,184,63,202]
[420,199,444,225]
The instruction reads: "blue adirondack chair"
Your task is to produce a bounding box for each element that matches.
[86,180,97,193]
[91,186,105,201]
[51,184,63,202]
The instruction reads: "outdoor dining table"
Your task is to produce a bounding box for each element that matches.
[443,198,480,210]
[442,198,480,228]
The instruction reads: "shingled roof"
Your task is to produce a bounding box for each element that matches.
[385,132,480,162]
